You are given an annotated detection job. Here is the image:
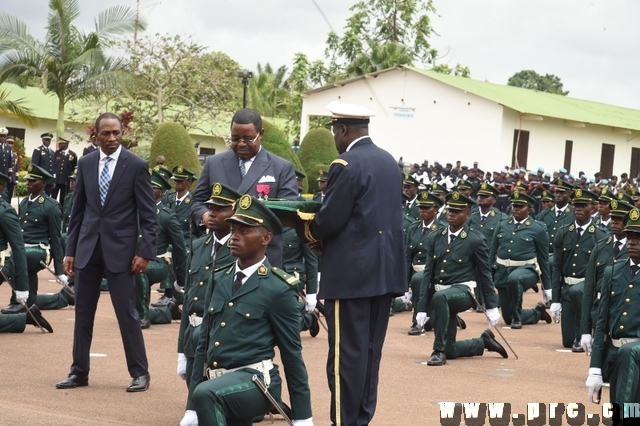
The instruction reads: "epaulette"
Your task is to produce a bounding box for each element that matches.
[490,211,495,217]
[606,236,612,245]
[271,266,299,286]
[205,235,213,245]
[224,265,234,275]
[214,262,234,273]
[331,159,348,167]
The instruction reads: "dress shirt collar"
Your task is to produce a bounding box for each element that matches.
[99,144,122,162]
[345,135,368,152]
[234,256,267,285]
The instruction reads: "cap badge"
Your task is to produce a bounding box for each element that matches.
[630,209,640,221]
[178,166,184,173]
[452,191,460,201]
[239,194,252,210]
[601,187,607,195]
[481,182,488,189]
[611,200,618,210]
[575,189,583,198]
[513,191,520,199]
[212,183,222,196]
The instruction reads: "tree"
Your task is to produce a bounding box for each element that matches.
[432,63,471,78]
[507,70,569,95]
[0,88,38,126]
[149,122,202,186]
[111,34,242,144]
[248,63,289,118]
[0,0,145,136]
[297,128,338,192]
[346,42,413,76]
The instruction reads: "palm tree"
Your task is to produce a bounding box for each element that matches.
[346,42,413,76]
[0,88,37,127]
[0,0,145,136]
[248,63,289,118]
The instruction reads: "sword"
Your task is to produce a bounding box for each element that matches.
[252,375,293,426]
[466,287,519,360]
[0,266,46,333]
[39,261,73,295]
[298,290,328,333]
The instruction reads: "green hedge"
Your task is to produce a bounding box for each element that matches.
[262,120,307,193]
[297,127,337,193]
[149,122,203,190]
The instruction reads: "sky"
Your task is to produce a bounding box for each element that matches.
[7,0,640,110]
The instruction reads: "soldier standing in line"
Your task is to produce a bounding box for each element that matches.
[185,195,313,426]
[169,166,202,243]
[312,171,327,203]
[177,183,239,426]
[586,207,640,418]
[31,133,56,196]
[406,192,444,335]
[402,173,421,223]
[579,199,632,354]
[595,187,615,233]
[51,136,77,202]
[137,170,187,328]
[489,191,552,329]
[82,132,99,156]
[416,191,506,366]
[551,189,607,350]
[429,182,450,227]
[1,164,66,314]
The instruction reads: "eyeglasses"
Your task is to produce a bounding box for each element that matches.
[225,133,260,148]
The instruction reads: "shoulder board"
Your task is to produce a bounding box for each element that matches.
[431,224,438,231]
[331,159,348,167]
[490,211,495,216]
[588,225,595,233]
[214,262,234,273]
[225,265,234,275]
[568,224,575,231]
[271,266,299,286]
[185,197,191,204]
[606,236,612,245]
[525,220,531,226]
[565,207,570,213]
[461,230,467,239]
[441,228,447,235]
[205,235,213,245]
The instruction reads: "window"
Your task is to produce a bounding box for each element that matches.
[511,129,529,169]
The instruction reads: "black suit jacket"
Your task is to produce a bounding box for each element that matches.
[66,148,157,273]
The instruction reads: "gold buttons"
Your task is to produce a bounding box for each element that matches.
[221,322,226,327]
[630,285,634,289]
[572,273,576,276]
[446,249,450,253]
[576,244,579,248]
[612,291,615,295]
[205,266,210,271]
[620,325,625,330]
[508,249,511,252]
[378,231,382,234]
[213,361,218,367]
[209,307,214,312]
[439,279,443,283]
[214,342,220,347]
[572,264,576,267]
[443,260,447,263]
[626,298,630,303]
[199,281,204,286]
[573,254,577,257]
[194,297,198,301]
[440,270,445,273]
[245,313,251,318]
[623,312,628,316]
[228,302,233,307]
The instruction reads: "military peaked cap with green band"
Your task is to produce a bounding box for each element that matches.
[153,165,172,180]
[610,199,634,217]
[477,181,499,198]
[403,173,419,186]
[511,190,535,208]
[171,165,197,181]
[25,163,53,181]
[624,208,640,233]
[456,179,473,190]
[227,194,284,235]
[205,182,242,207]
[295,170,306,181]
[262,199,322,224]
[429,182,449,195]
[555,179,575,192]
[445,191,476,210]
[598,186,615,202]
[416,191,444,207]
[541,189,554,201]
[317,170,328,181]
[69,168,77,180]
[150,169,172,191]
[617,192,635,204]
[571,188,598,204]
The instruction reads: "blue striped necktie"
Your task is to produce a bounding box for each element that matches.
[99,157,113,205]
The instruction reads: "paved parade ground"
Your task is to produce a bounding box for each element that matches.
[0,276,605,425]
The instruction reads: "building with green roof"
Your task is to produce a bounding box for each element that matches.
[301,65,640,177]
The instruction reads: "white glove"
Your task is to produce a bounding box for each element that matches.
[416,312,428,327]
[15,290,29,305]
[180,410,198,426]
[550,303,562,320]
[400,291,412,304]
[292,417,314,426]
[177,353,187,380]
[305,293,317,313]
[586,368,603,401]
[57,275,68,285]
[543,289,552,303]
[174,281,184,293]
[580,334,593,353]
[485,307,500,327]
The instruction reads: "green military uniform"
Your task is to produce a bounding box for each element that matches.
[595,186,615,234]
[580,200,632,343]
[533,190,555,224]
[402,173,421,223]
[171,166,203,244]
[0,171,29,309]
[588,209,640,414]
[489,191,552,327]
[11,164,64,309]
[429,182,449,227]
[188,195,312,424]
[552,189,608,349]
[417,192,505,365]
[282,226,319,333]
[137,171,188,326]
[539,180,576,255]
[405,192,443,333]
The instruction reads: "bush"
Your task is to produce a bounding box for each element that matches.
[297,127,338,193]
[262,120,307,193]
[129,144,151,163]
[149,122,203,190]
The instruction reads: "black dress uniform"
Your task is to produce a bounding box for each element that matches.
[52,140,78,202]
[296,102,405,426]
[417,192,506,366]
[587,209,640,416]
[189,195,312,425]
[31,133,55,195]
[82,143,99,156]
[552,189,608,349]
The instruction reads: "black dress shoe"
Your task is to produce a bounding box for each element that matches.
[510,320,522,329]
[571,338,585,353]
[407,324,423,335]
[127,374,150,392]
[151,295,171,307]
[26,305,54,333]
[426,351,446,366]
[535,302,552,324]
[309,313,320,337]
[140,317,150,329]
[56,374,89,389]
[456,315,467,330]
[531,284,539,293]
[1,303,26,314]
[167,300,182,320]
[481,329,508,358]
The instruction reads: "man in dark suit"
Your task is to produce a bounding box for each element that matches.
[190,108,297,267]
[52,136,78,202]
[56,113,157,392]
[31,132,55,195]
[296,102,406,426]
